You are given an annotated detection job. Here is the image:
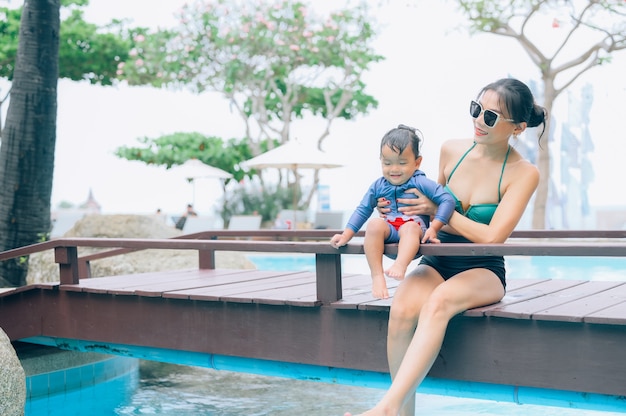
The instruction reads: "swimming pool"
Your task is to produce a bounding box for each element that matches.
[25,360,626,415]
[246,253,626,282]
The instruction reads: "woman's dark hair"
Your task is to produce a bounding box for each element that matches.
[380,124,423,158]
[478,78,548,140]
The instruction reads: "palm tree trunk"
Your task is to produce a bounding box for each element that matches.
[0,0,60,286]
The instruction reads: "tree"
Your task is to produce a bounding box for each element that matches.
[0,1,146,286]
[454,0,626,229]
[114,132,281,224]
[118,0,383,210]
[0,0,61,286]
[114,132,261,183]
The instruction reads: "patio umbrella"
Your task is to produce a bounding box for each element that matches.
[168,159,233,206]
[240,140,343,226]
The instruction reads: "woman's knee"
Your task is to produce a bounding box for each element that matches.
[418,290,459,321]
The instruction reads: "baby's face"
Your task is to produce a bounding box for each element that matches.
[380,145,421,186]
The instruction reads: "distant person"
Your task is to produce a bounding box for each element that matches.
[330,124,455,299]
[186,204,198,217]
[175,204,198,230]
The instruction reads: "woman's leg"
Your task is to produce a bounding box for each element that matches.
[364,219,392,299]
[387,266,443,416]
[349,268,505,416]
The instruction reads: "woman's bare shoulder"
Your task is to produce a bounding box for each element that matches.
[507,151,540,186]
[441,138,474,149]
[440,138,474,156]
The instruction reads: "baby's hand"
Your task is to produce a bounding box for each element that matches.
[422,228,441,244]
[330,234,349,248]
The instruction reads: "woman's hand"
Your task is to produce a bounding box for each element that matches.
[376,188,438,217]
[375,197,392,217]
[398,188,437,217]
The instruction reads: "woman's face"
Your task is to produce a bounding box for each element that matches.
[380,144,422,186]
[472,90,516,144]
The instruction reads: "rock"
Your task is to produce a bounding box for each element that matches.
[27,214,255,284]
[0,328,26,416]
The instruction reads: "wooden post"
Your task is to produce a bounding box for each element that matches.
[198,249,216,269]
[315,253,343,303]
[78,258,92,279]
[55,246,79,285]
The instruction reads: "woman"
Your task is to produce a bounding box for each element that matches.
[345,78,547,416]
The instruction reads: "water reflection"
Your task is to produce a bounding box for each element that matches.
[113,361,625,416]
[115,361,380,415]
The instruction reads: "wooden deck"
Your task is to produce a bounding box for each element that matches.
[1,229,626,407]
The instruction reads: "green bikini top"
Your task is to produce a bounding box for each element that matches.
[444,142,511,225]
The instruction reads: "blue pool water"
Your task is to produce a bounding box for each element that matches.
[25,361,625,415]
[247,253,626,282]
[25,254,626,415]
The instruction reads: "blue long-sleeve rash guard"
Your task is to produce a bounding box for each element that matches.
[345,170,456,233]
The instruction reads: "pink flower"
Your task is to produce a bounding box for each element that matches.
[135,59,144,67]
[129,49,138,57]
[133,34,145,42]
[289,44,300,51]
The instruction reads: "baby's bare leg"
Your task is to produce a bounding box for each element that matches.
[385,222,422,280]
[364,219,391,299]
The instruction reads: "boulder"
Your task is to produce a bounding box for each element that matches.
[0,328,25,416]
[27,214,255,284]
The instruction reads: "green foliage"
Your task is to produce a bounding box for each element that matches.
[114,132,278,183]
[118,0,383,137]
[0,1,143,85]
[0,7,21,79]
[58,10,133,85]
[115,0,383,215]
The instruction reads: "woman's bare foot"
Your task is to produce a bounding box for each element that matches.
[344,406,397,416]
[385,262,407,280]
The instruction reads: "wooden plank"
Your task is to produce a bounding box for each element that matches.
[60,269,202,292]
[358,296,394,311]
[133,270,303,298]
[486,280,588,319]
[331,275,400,310]
[164,271,316,301]
[62,269,245,295]
[505,278,551,290]
[532,282,626,322]
[585,300,626,325]
[0,283,58,298]
[219,273,319,305]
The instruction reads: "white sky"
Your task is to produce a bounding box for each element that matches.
[3,0,625,222]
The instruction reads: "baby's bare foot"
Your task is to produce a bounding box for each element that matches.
[385,263,407,280]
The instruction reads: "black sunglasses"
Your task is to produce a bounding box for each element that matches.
[470,100,514,128]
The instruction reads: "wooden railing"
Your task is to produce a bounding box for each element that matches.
[1,229,625,303]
